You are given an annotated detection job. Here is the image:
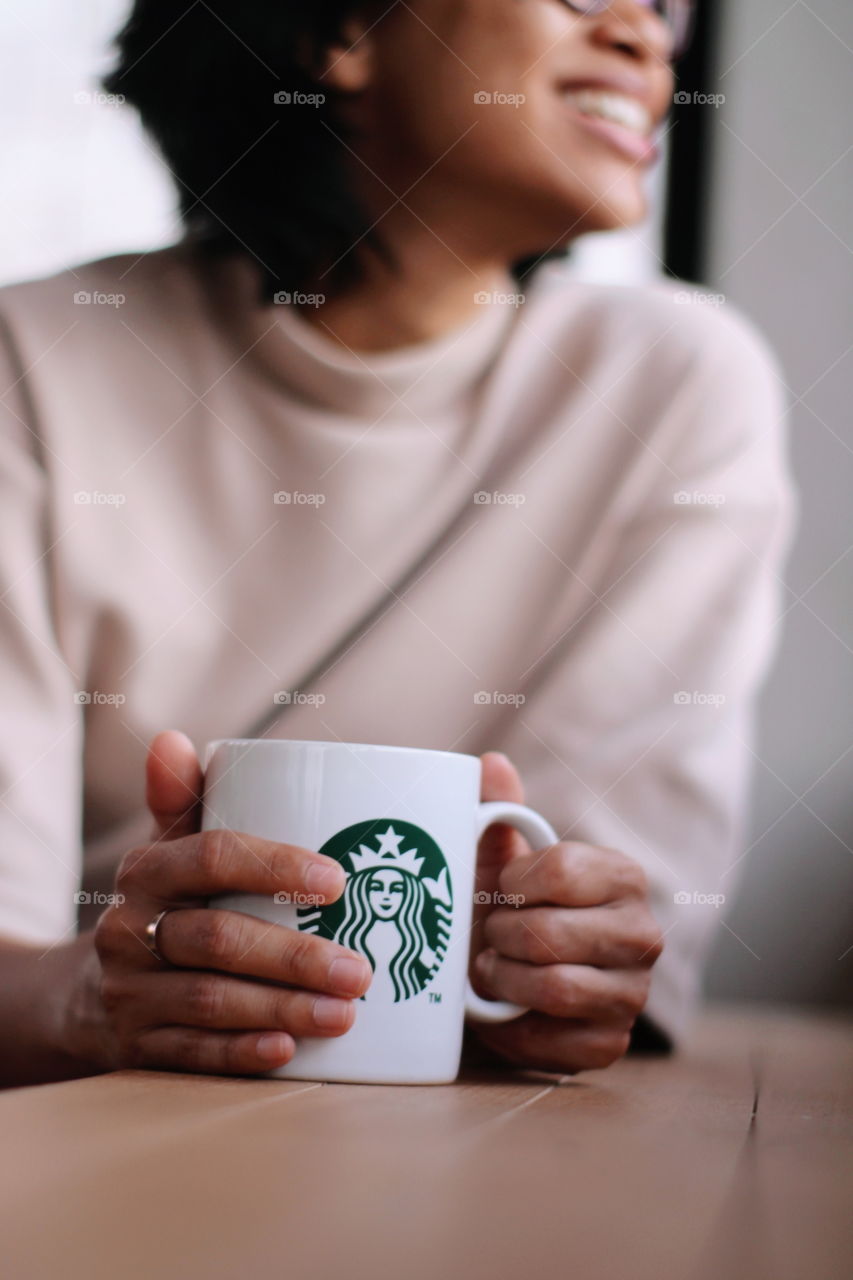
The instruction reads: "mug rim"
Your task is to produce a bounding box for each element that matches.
[204,738,480,765]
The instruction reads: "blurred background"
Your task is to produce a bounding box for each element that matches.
[1,0,850,1008]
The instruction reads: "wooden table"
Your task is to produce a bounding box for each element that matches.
[1,1004,850,1280]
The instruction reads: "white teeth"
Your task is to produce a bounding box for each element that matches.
[563,89,652,135]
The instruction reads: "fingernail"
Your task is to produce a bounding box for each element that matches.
[257,1032,293,1062]
[305,861,343,897]
[329,956,369,995]
[476,949,496,973]
[313,997,352,1029]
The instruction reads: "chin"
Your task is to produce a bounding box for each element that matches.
[519,190,648,254]
[585,195,649,230]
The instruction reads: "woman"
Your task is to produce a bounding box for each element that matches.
[0,0,795,1084]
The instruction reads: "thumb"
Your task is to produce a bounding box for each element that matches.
[145,730,203,841]
[477,751,528,873]
[470,752,528,977]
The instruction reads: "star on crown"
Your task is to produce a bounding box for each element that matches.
[348,824,424,876]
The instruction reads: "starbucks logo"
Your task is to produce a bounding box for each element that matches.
[297,819,453,1003]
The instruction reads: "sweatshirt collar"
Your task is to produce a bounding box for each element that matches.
[209,254,522,422]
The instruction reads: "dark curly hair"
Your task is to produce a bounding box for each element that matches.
[104,1,560,304]
[104,1,391,303]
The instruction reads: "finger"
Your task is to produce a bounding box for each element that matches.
[118,828,346,904]
[473,949,651,1021]
[480,751,525,805]
[146,731,203,841]
[498,841,648,908]
[120,970,359,1037]
[131,1027,296,1075]
[156,908,372,997]
[478,751,528,871]
[483,902,665,969]
[470,1014,633,1074]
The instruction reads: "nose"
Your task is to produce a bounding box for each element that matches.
[588,1,674,64]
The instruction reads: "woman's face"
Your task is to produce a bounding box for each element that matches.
[368,869,406,919]
[340,0,675,260]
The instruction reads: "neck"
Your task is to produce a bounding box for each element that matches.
[302,228,517,354]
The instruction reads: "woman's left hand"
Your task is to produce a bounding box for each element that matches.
[469,753,665,1074]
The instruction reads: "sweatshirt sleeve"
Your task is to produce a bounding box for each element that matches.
[0,313,83,944]
[507,301,799,1044]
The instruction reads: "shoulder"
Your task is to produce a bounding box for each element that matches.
[0,243,205,327]
[521,264,785,406]
[0,244,217,458]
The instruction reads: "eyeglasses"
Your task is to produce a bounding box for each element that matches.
[558,1,695,58]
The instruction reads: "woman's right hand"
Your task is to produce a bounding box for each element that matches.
[85,731,372,1076]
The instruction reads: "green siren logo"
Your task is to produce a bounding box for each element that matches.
[296,819,452,1002]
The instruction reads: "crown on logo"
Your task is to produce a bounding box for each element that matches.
[347,824,424,877]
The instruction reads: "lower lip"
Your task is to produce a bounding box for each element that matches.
[566,104,659,165]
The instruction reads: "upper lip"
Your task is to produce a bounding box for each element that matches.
[558,74,664,127]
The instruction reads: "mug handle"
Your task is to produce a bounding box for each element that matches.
[464,800,560,1024]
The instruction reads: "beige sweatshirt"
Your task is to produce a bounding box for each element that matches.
[0,245,797,1040]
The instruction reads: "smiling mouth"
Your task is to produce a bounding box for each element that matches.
[562,88,653,136]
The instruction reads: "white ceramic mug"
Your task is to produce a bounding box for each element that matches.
[203,739,559,1085]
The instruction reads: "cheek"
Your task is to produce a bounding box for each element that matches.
[362,1,652,228]
[364,2,565,156]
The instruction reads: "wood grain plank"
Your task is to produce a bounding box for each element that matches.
[692,1006,853,1280]
[0,1007,847,1280]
